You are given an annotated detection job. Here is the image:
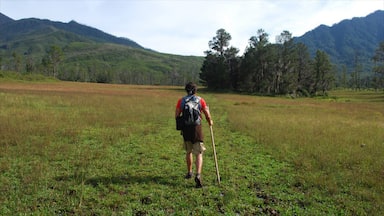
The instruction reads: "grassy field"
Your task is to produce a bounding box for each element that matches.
[0,79,383,215]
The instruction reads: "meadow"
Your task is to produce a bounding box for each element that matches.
[0,78,383,215]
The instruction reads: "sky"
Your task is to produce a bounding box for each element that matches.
[1,0,383,56]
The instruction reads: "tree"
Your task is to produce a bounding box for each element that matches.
[201,29,239,89]
[240,29,274,93]
[295,43,313,96]
[208,28,231,57]
[43,45,63,77]
[25,56,35,73]
[337,64,348,89]
[313,50,333,95]
[274,31,296,94]
[351,50,362,90]
[12,52,22,72]
[225,46,240,90]
[372,41,384,89]
[200,52,226,89]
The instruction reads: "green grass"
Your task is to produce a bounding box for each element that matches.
[0,81,383,215]
[0,71,58,82]
[222,91,384,214]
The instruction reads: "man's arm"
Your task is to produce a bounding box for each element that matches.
[202,106,213,126]
[175,107,181,119]
[175,98,182,118]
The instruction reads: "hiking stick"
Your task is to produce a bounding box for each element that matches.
[209,125,221,185]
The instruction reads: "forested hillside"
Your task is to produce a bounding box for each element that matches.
[0,13,202,85]
[295,10,384,73]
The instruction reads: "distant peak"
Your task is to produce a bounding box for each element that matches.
[69,20,78,24]
[0,12,15,24]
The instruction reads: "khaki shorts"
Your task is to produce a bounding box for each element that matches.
[184,141,206,155]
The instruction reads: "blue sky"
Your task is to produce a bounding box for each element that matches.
[1,0,383,56]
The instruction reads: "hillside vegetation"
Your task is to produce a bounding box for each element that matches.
[295,10,384,73]
[1,78,383,215]
[0,14,203,85]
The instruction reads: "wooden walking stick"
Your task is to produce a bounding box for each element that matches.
[209,125,221,185]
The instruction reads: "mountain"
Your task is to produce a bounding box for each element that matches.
[294,10,384,73]
[0,13,14,24]
[0,16,144,49]
[0,13,203,85]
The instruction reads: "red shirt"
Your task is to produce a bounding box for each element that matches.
[176,95,207,142]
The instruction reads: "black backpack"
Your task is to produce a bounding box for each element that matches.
[181,95,201,126]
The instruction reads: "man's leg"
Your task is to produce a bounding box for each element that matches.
[193,142,205,175]
[184,141,193,179]
[194,153,203,188]
[195,153,203,175]
[186,152,193,174]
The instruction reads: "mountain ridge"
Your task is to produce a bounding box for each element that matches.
[0,15,144,50]
[0,13,14,24]
[294,10,384,71]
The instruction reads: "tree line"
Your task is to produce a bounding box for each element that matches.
[2,45,64,78]
[0,43,201,86]
[1,28,383,91]
[200,29,384,96]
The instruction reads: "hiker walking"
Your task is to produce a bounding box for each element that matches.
[175,82,213,188]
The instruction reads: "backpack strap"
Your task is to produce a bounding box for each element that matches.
[181,95,201,110]
[181,95,192,108]
[194,96,201,110]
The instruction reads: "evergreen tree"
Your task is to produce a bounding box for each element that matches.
[295,43,313,96]
[200,29,239,89]
[240,29,274,93]
[372,41,384,89]
[274,31,296,94]
[313,50,333,95]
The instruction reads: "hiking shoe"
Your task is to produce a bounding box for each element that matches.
[195,175,203,188]
[185,172,193,179]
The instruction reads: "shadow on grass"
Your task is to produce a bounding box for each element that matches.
[55,173,180,187]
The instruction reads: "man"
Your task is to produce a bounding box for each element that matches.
[175,82,213,188]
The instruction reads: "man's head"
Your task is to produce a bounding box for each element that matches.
[185,82,197,95]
